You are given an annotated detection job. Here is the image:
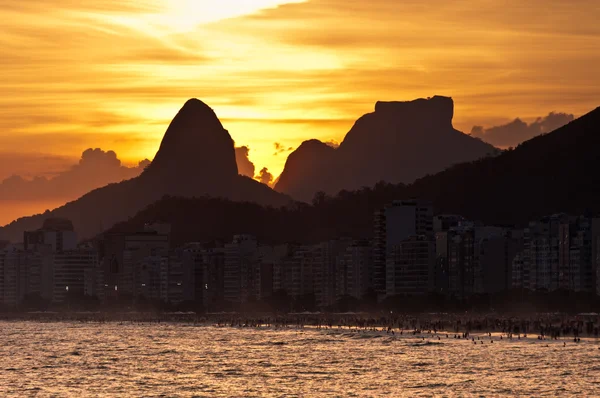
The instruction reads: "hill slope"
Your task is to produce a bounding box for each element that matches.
[0,99,290,242]
[407,105,600,225]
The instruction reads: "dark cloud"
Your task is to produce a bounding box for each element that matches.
[0,148,149,201]
[256,167,274,186]
[234,146,255,178]
[470,112,575,147]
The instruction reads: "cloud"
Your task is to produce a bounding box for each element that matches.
[0,148,149,201]
[470,112,575,147]
[0,152,76,181]
[234,146,256,178]
[273,142,295,156]
[256,167,274,186]
[325,139,340,149]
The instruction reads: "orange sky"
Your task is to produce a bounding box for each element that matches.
[1,0,599,184]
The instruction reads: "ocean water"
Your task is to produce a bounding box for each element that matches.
[1,321,599,397]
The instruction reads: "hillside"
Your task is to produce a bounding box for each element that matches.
[103,105,600,245]
[0,99,291,242]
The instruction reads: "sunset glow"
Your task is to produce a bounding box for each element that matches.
[1,0,599,221]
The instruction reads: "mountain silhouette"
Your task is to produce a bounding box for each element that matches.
[103,105,600,246]
[144,98,238,185]
[408,105,600,225]
[0,99,290,242]
[275,96,498,201]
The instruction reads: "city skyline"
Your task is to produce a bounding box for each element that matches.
[2,202,599,311]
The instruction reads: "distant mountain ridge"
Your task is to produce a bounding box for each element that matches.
[0,99,291,243]
[4,98,597,245]
[103,105,600,246]
[408,105,600,225]
[275,96,498,202]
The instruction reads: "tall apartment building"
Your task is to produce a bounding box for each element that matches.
[437,222,521,299]
[386,235,435,296]
[594,219,600,296]
[570,216,596,293]
[269,239,360,306]
[478,229,523,294]
[447,226,475,299]
[273,245,313,300]
[522,215,562,291]
[433,215,467,295]
[434,231,450,294]
[99,224,170,301]
[52,250,99,303]
[0,249,5,305]
[181,245,206,305]
[202,247,225,311]
[336,240,373,300]
[373,210,387,296]
[511,253,525,289]
[135,254,169,303]
[2,217,105,307]
[374,200,433,298]
[311,239,352,307]
[272,245,295,293]
[24,218,77,252]
[433,215,465,233]
[518,215,599,293]
[288,247,313,299]
[255,245,279,301]
[223,235,259,304]
[167,251,185,304]
[0,247,44,307]
[128,246,191,306]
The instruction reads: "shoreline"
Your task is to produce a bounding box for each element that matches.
[1,311,599,339]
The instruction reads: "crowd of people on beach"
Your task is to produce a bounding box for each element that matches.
[211,314,600,342]
[2,311,598,343]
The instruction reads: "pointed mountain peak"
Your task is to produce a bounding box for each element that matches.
[144,98,238,182]
[170,98,222,129]
[179,97,214,113]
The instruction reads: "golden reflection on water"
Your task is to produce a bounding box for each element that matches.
[1,322,599,396]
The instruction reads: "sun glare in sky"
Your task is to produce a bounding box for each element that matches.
[157,0,307,31]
